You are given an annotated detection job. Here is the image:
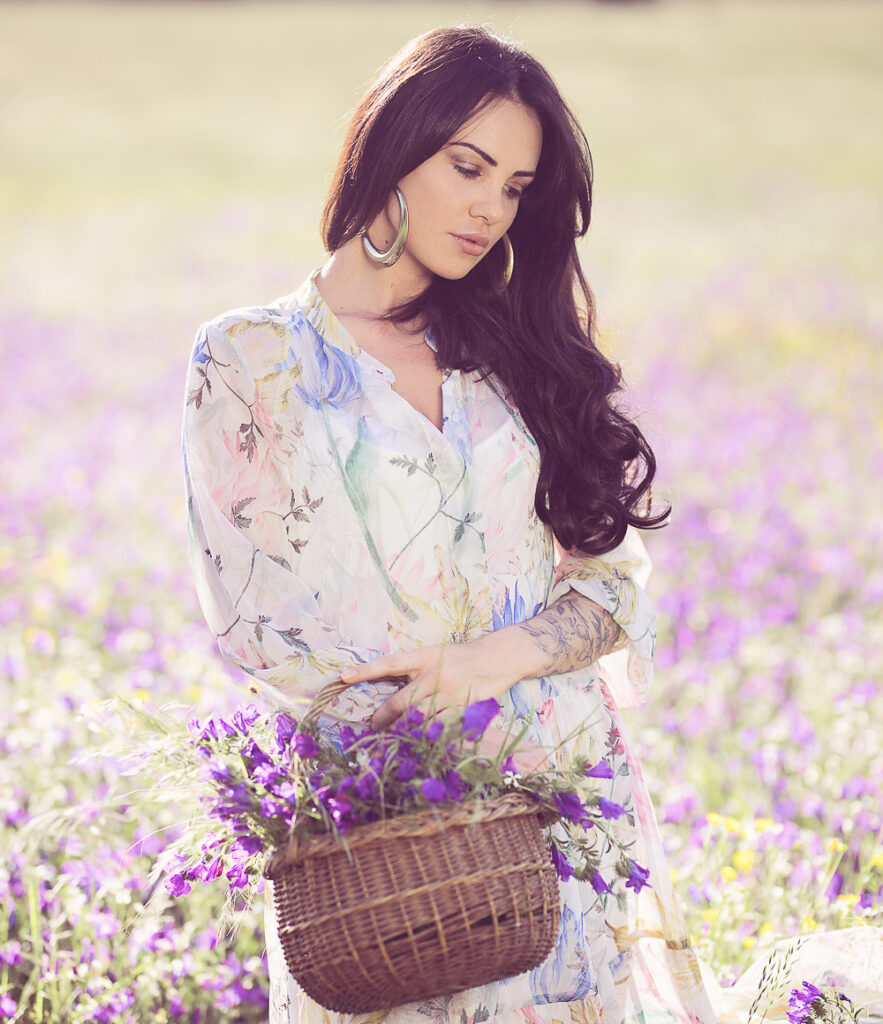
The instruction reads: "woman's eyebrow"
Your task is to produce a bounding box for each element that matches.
[448,141,536,178]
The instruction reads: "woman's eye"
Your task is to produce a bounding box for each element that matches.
[454,165,480,180]
[505,185,523,201]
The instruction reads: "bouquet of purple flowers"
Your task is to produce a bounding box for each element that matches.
[155,696,650,910]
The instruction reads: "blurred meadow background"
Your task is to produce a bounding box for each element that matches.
[1,1,881,1020]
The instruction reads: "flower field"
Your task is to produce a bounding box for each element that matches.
[1,2,881,1020]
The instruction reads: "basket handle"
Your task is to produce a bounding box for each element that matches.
[303,677,361,723]
[303,674,410,723]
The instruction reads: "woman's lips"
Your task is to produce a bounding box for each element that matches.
[451,233,489,257]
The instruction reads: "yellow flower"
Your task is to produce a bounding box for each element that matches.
[721,866,738,883]
[827,838,846,854]
[868,851,883,870]
[732,849,756,874]
[54,667,81,689]
[701,908,718,922]
[706,812,724,827]
[34,545,71,586]
[754,817,773,833]
[132,689,151,706]
[742,936,757,950]
[724,816,741,834]
[758,923,774,939]
[801,915,818,932]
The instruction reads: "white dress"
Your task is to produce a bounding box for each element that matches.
[182,271,727,1024]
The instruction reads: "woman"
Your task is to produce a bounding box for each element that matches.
[183,25,720,1024]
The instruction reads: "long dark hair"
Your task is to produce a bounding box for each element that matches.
[322,26,668,554]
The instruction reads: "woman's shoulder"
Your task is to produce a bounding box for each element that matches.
[193,276,319,376]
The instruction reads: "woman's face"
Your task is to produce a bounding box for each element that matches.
[381,97,543,283]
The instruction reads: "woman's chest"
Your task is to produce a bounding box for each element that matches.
[284,372,546,576]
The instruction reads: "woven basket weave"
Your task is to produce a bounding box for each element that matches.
[263,792,561,1013]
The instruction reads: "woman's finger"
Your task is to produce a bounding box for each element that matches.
[370,683,419,731]
[340,654,408,684]
[341,646,442,686]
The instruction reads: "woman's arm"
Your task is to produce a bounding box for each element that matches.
[340,591,622,731]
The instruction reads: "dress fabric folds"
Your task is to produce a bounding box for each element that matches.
[182,271,722,1024]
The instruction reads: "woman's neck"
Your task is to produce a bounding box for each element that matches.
[316,232,430,323]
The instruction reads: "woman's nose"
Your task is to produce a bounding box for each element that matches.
[470,184,506,225]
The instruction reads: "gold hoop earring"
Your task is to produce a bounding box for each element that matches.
[501,233,514,287]
[361,187,409,267]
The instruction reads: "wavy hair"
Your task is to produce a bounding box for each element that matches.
[322,26,668,554]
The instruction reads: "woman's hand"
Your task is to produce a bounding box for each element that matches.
[340,590,621,733]
[340,639,551,771]
[340,637,512,732]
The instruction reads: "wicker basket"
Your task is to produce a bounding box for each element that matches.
[263,792,561,1013]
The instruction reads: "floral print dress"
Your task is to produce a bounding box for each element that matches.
[183,271,720,1024]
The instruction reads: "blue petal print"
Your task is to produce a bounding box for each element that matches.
[492,582,543,630]
[528,904,597,1004]
[292,315,362,410]
[192,337,211,364]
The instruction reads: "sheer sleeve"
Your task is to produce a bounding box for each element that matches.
[182,317,389,720]
[549,526,656,708]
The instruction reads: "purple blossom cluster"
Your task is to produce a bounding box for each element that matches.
[787,981,861,1023]
[164,699,648,901]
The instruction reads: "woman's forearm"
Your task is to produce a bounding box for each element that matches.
[480,593,623,686]
[343,592,623,730]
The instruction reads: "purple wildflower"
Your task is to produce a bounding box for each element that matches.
[225,864,250,889]
[274,713,298,752]
[165,873,192,897]
[338,725,359,750]
[625,862,652,893]
[584,759,615,779]
[206,759,234,786]
[553,791,592,826]
[405,706,425,726]
[462,698,500,740]
[396,758,419,781]
[421,778,447,802]
[354,774,377,800]
[0,941,22,967]
[230,835,264,860]
[501,755,519,775]
[787,981,824,1023]
[241,738,272,776]
[253,762,284,788]
[195,856,223,882]
[598,797,626,820]
[425,719,444,743]
[232,703,260,734]
[590,872,612,896]
[292,732,319,758]
[443,769,467,801]
[326,796,354,831]
[550,847,574,881]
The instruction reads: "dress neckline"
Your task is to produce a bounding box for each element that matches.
[292,269,453,437]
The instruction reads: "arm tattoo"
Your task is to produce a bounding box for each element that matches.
[515,595,622,675]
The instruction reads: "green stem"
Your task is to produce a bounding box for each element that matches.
[28,875,43,1021]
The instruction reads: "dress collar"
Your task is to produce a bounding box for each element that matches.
[292,268,361,359]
